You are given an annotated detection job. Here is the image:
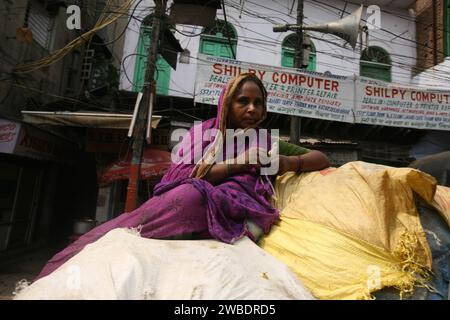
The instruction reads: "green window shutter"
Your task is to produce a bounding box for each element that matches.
[199,20,237,59]
[219,43,234,58]
[360,46,392,82]
[281,48,295,67]
[133,54,146,92]
[360,62,391,82]
[281,48,316,71]
[155,56,171,95]
[201,39,220,56]
[200,37,236,59]
[133,27,171,95]
[307,52,316,71]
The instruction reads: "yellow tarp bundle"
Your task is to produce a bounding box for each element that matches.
[260,161,441,300]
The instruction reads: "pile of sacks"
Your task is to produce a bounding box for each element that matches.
[14,160,450,300]
[260,161,450,299]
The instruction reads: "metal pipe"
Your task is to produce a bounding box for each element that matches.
[145,90,154,144]
[128,92,143,137]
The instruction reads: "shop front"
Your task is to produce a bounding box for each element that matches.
[0,118,78,254]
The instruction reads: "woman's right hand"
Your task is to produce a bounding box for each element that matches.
[204,147,265,184]
[229,147,265,174]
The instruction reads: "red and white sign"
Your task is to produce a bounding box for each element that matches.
[356,78,450,130]
[0,119,21,154]
[100,148,172,185]
[0,118,76,161]
[195,56,450,131]
[195,54,355,123]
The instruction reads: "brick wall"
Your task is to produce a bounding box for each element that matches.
[436,0,446,63]
[415,0,447,75]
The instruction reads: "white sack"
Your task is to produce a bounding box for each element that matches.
[15,228,314,300]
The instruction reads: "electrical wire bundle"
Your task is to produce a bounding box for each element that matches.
[13,0,135,74]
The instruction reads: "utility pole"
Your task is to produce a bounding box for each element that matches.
[290,0,304,146]
[125,0,167,212]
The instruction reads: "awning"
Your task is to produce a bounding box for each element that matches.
[21,111,162,130]
[99,148,172,186]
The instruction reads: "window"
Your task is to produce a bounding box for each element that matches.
[360,46,392,82]
[199,20,237,58]
[25,1,55,50]
[281,34,316,71]
[133,25,171,95]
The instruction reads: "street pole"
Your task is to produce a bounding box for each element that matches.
[290,0,304,145]
[125,0,167,212]
[295,0,304,69]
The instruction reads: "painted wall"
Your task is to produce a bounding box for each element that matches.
[412,57,450,89]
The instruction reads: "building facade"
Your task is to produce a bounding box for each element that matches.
[1,0,449,255]
[411,0,450,158]
[120,0,431,165]
[121,0,418,95]
[0,0,129,256]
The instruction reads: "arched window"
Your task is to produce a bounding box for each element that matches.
[360,46,392,82]
[133,16,171,95]
[281,34,316,71]
[199,20,237,58]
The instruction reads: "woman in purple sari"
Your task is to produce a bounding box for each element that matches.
[36,73,329,280]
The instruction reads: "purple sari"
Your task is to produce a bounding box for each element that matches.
[36,76,279,280]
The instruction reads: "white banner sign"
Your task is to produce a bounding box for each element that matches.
[194,55,450,131]
[195,54,355,123]
[356,78,450,130]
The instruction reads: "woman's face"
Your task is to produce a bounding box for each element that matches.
[228,80,265,129]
